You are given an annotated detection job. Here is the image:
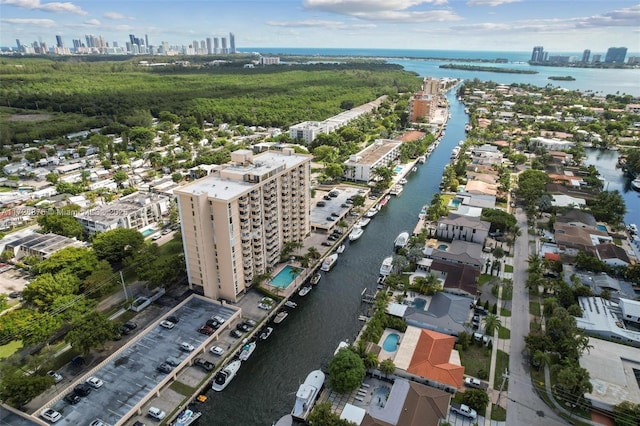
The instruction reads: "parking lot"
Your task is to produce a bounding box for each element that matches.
[310,186,368,232]
[37,296,240,426]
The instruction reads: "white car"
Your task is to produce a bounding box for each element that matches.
[89,420,110,426]
[180,342,195,352]
[148,406,166,420]
[210,346,224,356]
[159,320,175,329]
[86,376,104,389]
[47,370,63,383]
[40,408,62,423]
[211,315,225,324]
[464,377,483,389]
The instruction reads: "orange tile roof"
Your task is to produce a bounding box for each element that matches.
[407,330,465,388]
[544,252,561,261]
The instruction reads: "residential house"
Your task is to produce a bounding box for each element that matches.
[553,223,611,255]
[595,243,630,267]
[619,298,640,325]
[434,213,490,243]
[555,210,597,229]
[575,297,640,347]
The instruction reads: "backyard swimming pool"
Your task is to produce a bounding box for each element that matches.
[393,166,403,173]
[597,225,607,232]
[382,333,400,352]
[270,265,303,289]
[141,229,154,237]
[412,297,427,310]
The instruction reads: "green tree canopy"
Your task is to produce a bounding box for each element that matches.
[308,401,357,426]
[461,389,490,413]
[65,311,118,355]
[92,228,144,265]
[22,272,80,309]
[328,349,366,393]
[37,213,83,239]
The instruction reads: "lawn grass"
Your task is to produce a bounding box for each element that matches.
[530,301,541,317]
[0,187,12,192]
[491,403,507,421]
[0,340,23,359]
[478,274,494,286]
[493,350,509,391]
[500,308,511,317]
[504,264,514,273]
[459,344,491,379]
[498,326,511,339]
[169,380,196,396]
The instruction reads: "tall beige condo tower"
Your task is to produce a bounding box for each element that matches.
[175,149,311,302]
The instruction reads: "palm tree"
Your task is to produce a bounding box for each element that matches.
[532,350,550,372]
[483,313,502,336]
[379,359,396,378]
[364,352,379,370]
[307,246,320,260]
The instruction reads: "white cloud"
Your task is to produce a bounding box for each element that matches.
[303,0,458,22]
[267,19,376,30]
[1,0,87,15]
[467,0,521,6]
[65,18,102,28]
[103,11,133,20]
[1,17,55,27]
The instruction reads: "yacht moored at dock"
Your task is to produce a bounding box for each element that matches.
[310,272,321,285]
[172,408,202,426]
[417,155,426,164]
[273,414,293,426]
[336,244,345,254]
[291,370,325,421]
[365,207,379,218]
[394,232,409,252]
[238,342,257,361]
[320,253,339,271]
[285,300,297,308]
[274,311,289,324]
[298,285,312,296]
[390,184,403,196]
[259,326,273,340]
[631,178,640,191]
[211,360,241,391]
[356,217,371,228]
[348,226,364,242]
[379,256,393,276]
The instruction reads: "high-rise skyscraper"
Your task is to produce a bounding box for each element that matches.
[56,35,63,48]
[229,33,235,54]
[175,149,311,302]
[214,38,220,54]
[530,46,544,62]
[582,49,590,63]
[145,34,149,48]
[604,47,627,64]
[206,37,213,54]
[221,37,227,54]
[15,39,21,51]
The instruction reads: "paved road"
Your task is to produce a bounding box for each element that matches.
[506,208,566,426]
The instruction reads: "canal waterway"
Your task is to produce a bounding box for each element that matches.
[198,90,468,425]
[583,148,640,226]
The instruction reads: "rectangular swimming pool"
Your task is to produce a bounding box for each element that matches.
[270,265,303,289]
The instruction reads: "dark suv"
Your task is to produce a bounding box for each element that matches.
[74,383,92,397]
[64,392,81,404]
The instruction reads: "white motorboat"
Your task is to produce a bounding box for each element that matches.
[320,253,338,271]
[631,178,640,191]
[310,273,321,285]
[291,370,325,421]
[239,342,256,361]
[356,218,371,228]
[259,326,273,340]
[365,207,379,218]
[285,300,297,308]
[173,408,202,426]
[348,226,364,242]
[334,340,350,355]
[274,311,288,324]
[379,256,393,276]
[298,286,312,296]
[398,178,408,185]
[336,244,345,254]
[394,232,409,251]
[628,224,638,235]
[390,184,403,196]
[417,156,426,164]
[211,360,241,391]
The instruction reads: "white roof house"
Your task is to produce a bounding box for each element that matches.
[575,297,640,347]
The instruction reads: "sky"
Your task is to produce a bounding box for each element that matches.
[1,0,639,53]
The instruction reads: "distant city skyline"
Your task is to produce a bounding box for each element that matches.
[1,0,639,52]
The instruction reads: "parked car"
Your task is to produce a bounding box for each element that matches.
[147,407,166,420]
[230,329,243,338]
[329,190,339,197]
[180,342,195,352]
[206,319,221,329]
[243,319,257,327]
[47,370,63,383]
[159,320,175,329]
[64,392,81,404]
[211,315,225,324]
[236,323,251,332]
[316,201,326,207]
[210,346,224,356]
[331,212,340,217]
[89,420,110,426]
[326,216,335,222]
[464,377,484,389]
[156,363,173,374]
[120,321,138,335]
[166,315,180,324]
[40,408,62,423]
[152,234,162,241]
[161,228,171,235]
[74,383,92,397]
[323,195,332,200]
[198,325,214,335]
[194,358,215,371]
[86,376,104,389]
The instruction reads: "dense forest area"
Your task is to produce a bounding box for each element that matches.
[0,58,421,145]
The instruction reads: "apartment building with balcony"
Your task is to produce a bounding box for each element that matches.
[343,139,402,182]
[175,149,311,302]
